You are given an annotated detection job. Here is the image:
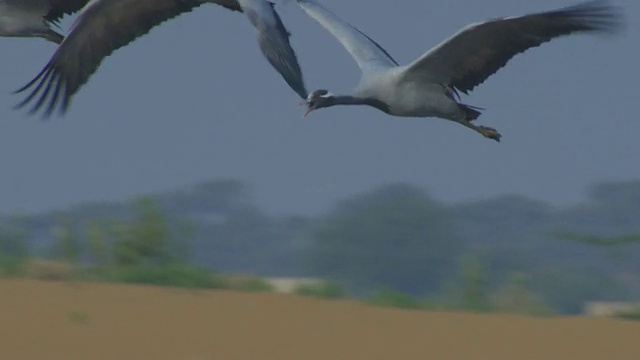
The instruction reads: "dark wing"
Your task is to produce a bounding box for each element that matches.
[241,0,307,99]
[15,0,233,117]
[45,0,92,23]
[402,0,622,94]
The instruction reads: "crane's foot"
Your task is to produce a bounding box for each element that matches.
[478,126,502,142]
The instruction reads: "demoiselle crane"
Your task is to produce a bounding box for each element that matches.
[0,0,89,43]
[298,0,622,142]
[15,0,307,117]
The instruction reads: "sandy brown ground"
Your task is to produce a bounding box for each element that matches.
[1,279,639,360]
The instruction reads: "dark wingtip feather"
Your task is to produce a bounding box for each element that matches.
[13,78,49,112]
[13,63,67,118]
[45,79,65,118]
[558,0,625,33]
[13,63,52,95]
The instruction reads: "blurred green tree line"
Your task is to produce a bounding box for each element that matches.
[1,179,640,315]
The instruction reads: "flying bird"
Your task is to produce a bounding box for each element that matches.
[0,0,90,43]
[297,0,622,142]
[15,0,307,117]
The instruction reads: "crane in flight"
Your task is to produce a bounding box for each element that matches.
[14,0,308,117]
[297,0,622,142]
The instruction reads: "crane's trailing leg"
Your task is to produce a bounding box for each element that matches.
[455,103,501,142]
[477,125,502,142]
[458,121,502,142]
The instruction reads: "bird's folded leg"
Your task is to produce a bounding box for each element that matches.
[456,120,502,142]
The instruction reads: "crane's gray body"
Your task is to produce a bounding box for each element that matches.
[297,0,621,141]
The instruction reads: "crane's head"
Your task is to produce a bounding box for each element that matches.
[303,89,332,117]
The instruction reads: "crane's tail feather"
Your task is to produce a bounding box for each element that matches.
[42,30,64,44]
[459,103,483,121]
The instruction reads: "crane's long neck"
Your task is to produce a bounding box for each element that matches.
[326,95,390,113]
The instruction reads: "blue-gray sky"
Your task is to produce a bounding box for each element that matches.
[0,0,638,215]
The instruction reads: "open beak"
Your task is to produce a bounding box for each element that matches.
[303,104,314,117]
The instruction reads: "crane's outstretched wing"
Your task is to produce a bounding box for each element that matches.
[15,0,306,116]
[401,0,622,94]
[14,0,226,117]
[296,0,397,71]
[240,0,307,99]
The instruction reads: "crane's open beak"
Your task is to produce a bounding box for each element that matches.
[303,104,314,117]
